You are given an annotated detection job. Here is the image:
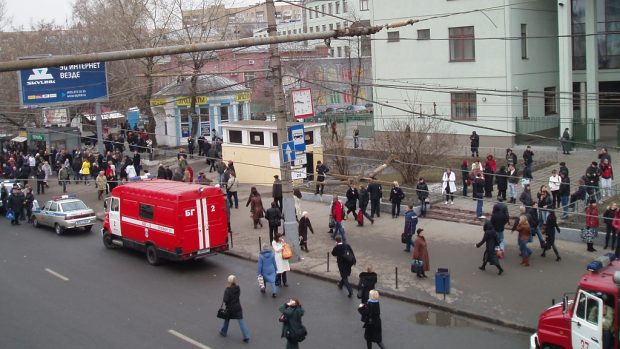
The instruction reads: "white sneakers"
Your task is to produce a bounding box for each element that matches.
[450,201,454,205]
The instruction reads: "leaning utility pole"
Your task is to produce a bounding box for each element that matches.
[266,0,300,262]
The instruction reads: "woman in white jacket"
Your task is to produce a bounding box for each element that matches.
[272,233,291,287]
[548,169,561,209]
[442,168,457,205]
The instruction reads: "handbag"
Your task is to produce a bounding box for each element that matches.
[286,325,308,343]
[494,247,504,259]
[216,303,229,319]
[282,242,293,260]
[410,258,423,273]
[257,275,265,290]
[328,215,335,228]
[278,314,288,323]
[5,209,14,221]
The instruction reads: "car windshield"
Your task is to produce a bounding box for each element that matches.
[60,201,88,212]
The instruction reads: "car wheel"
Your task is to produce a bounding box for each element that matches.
[54,224,64,236]
[102,233,115,249]
[83,225,92,233]
[32,217,39,228]
[146,245,160,266]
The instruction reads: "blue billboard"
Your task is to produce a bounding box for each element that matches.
[17,61,109,107]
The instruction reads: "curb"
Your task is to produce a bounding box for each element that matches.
[223,250,536,334]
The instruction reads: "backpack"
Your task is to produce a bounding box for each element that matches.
[342,245,356,265]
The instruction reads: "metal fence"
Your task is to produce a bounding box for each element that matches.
[306,112,374,138]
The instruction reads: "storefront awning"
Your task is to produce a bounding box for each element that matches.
[11,136,27,142]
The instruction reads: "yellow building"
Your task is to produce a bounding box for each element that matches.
[221,120,324,185]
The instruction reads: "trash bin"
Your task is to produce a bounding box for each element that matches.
[435,268,450,294]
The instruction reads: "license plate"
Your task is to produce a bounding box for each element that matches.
[76,219,91,225]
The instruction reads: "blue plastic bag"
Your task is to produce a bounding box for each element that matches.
[5,209,14,221]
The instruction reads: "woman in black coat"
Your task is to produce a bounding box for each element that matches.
[476,220,503,275]
[280,298,305,349]
[358,290,385,349]
[298,211,314,252]
[219,275,250,342]
[542,210,561,261]
[358,265,378,304]
[483,162,494,198]
[389,181,404,218]
[495,166,508,201]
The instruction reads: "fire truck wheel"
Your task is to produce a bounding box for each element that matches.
[54,224,64,236]
[83,225,93,233]
[102,233,115,249]
[146,245,160,266]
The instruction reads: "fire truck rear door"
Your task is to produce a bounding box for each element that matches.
[572,290,603,349]
[109,197,122,237]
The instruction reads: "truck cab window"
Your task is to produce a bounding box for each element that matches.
[110,198,119,212]
[139,203,154,221]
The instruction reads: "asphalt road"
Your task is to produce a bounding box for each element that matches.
[0,220,530,349]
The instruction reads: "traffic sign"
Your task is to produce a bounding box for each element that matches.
[281,141,296,163]
[293,153,307,166]
[288,124,306,153]
[291,166,307,180]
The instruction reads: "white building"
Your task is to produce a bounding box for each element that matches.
[254,0,371,59]
[370,0,617,146]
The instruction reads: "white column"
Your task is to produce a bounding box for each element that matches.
[585,0,599,141]
[557,0,574,136]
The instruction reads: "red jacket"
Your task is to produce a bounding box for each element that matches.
[586,206,599,228]
[600,163,613,179]
[613,212,620,232]
[332,200,344,223]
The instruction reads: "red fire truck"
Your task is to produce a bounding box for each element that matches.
[531,254,619,349]
[101,179,229,265]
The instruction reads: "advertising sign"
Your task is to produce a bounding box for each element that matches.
[18,59,108,107]
[42,108,69,127]
[235,91,251,103]
[176,96,207,106]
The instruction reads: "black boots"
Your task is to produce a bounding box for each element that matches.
[587,243,597,252]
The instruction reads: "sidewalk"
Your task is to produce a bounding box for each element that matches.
[61,152,600,332]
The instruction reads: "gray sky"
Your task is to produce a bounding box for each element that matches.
[7,0,264,29]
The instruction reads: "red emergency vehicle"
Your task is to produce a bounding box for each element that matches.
[101,179,229,265]
[531,254,619,349]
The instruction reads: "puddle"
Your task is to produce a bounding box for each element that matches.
[411,310,474,328]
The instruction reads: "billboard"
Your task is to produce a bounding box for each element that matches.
[17,59,109,107]
[42,108,69,127]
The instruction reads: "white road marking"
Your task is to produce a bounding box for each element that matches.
[167,329,213,349]
[44,268,69,281]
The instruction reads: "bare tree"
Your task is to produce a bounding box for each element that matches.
[323,133,351,176]
[0,0,11,30]
[374,117,456,184]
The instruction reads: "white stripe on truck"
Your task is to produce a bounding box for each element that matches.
[196,199,204,250]
[121,216,175,235]
[201,198,210,249]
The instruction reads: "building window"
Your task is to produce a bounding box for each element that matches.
[449,26,475,62]
[521,24,528,59]
[293,29,297,34]
[343,0,347,12]
[451,92,477,120]
[330,48,334,57]
[329,23,334,30]
[229,130,242,144]
[345,46,351,57]
[310,27,314,33]
[237,104,244,120]
[220,106,229,122]
[522,91,529,119]
[360,0,369,11]
[328,3,332,14]
[272,133,279,146]
[337,46,342,57]
[417,29,430,40]
[304,131,314,145]
[249,131,264,145]
[387,31,400,42]
[139,203,154,221]
[544,87,557,115]
[322,25,326,32]
[336,23,341,30]
[316,26,320,32]
[244,72,255,88]
[164,121,168,136]
[321,4,325,16]
[336,1,340,14]
[309,10,313,19]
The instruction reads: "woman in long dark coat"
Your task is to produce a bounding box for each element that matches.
[298,211,314,252]
[358,290,385,349]
[412,228,429,278]
[246,186,265,229]
[279,298,305,349]
[483,161,494,198]
[219,275,250,342]
[542,210,561,261]
[476,220,504,275]
[358,265,378,304]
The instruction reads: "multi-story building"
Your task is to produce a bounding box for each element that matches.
[370,0,617,146]
[253,0,371,59]
[182,3,301,38]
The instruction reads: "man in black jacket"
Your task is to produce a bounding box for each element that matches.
[331,236,355,297]
[490,202,509,251]
[315,161,329,195]
[265,202,282,243]
[358,184,374,224]
[585,161,601,203]
[559,172,571,219]
[272,175,283,211]
[8,186,24,225]
[469,131,479,157]
[367,180,382,218]
[345,183,358,219]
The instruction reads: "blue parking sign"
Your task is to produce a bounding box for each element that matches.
[281,141,296,163]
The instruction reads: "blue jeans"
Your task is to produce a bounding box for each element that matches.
[518,239,531,257]
[220,318,249,339]
[265,281,277,295]
[497,229,505,250]
[332,221,346,243]
[475,198,483,217]
[508,183,517,200]
[533,226,545,246]
[560,195,569,218]
[338,270,353,295]
[419,198,427,216]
